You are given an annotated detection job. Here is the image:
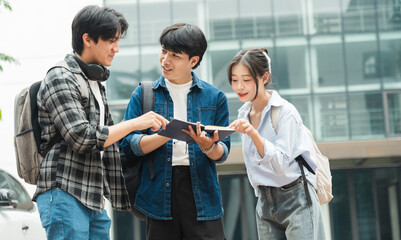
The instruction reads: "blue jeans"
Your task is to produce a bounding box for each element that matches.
[36,188,111,240]
[256,177,325,240]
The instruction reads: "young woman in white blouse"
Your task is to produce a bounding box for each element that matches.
[228,48,325,240]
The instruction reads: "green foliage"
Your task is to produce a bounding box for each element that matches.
[0,0,14,119]
[0,0,12,11]
[0,1,18,72]
[0,53,18,71]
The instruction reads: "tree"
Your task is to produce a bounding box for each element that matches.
[0,0,18,72]
[0,1,18,121]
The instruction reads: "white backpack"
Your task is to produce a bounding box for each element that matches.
[271,106,333,205]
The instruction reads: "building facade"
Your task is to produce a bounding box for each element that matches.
[104,0,401,239]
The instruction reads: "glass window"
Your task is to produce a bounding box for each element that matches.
[172,0,199,25]
[342,0,377,33]
[207,0,238,40]
[386,92,401,136]
[349,92,385,139]
[140,53,162,82]
[273,0,304,36]
[220,175,258,240]
[275,46,307,89]
[375,167,401,240]
[312,0,342,34]
[377,0,401,30]
[139,1,171,45]
[227,97,244,146]
[331,170,352,240]
[108,54,140,100]
[380,38,401,86]
[284,94,311,128]
[316,93,348,140]
[111,108,127,124]
[210,49,239,93]
[354,170,377,239]
[314,42,346,87]
[345,39,380,86]
[236,0,273,39]
[106,3,139,46]
[112,210,146,240]
[331,167,401,240]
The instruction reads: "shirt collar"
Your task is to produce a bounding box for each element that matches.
[64,53,87,77]
[237,90,284,118]
[154,71,203,90]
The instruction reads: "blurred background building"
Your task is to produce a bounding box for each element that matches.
[103,0,401,239]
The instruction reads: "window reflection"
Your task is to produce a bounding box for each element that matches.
[342,0,377,33]
[108,54,141,100]
[139,1,171,45]
[314,42,346,87]
[317,94,348,139]
[380,39,401,85]
[387,92,401,135]
[210,49,239,93]
[312,0,342,34]
[275,46,307,89]
[345,40,379,86]
[272,0,304,36]
[172,0,199,25]
[349,92,384,138]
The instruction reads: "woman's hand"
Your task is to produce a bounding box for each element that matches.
[229,119,257,137]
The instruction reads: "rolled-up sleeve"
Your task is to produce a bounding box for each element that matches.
[211,93,231,164]
[120,86,146,157]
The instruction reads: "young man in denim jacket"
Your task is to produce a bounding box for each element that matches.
[121,23,230,239]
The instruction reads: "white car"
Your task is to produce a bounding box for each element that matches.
[0,168,46,240]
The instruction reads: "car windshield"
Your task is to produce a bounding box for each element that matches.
[0,170,33,211]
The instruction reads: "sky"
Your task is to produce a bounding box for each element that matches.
[0,0,102,195]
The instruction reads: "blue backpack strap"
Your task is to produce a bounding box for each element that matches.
[139,81,155,180]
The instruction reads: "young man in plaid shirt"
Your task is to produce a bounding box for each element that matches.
[33,5,168,239]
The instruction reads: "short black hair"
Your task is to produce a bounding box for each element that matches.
[159,23,207,69]
[72,5,128,55]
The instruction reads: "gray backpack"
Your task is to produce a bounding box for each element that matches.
[14,60,89,184]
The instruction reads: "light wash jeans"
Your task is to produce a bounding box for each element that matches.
[256,177,325,240]
[36,188,111,240]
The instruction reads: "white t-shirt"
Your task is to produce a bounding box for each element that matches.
[88,80,105,159]
[165,79,192,166]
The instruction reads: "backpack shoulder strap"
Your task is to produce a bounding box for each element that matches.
[140,81,155,113]
[271,106,280,134]
[53,60,89,108]
[139,81,155,179]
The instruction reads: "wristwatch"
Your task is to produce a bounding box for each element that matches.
[200,142,216,154]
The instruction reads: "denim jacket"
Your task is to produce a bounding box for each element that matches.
[121,72,231,220]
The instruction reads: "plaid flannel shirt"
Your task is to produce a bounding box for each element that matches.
[32,54,131,212]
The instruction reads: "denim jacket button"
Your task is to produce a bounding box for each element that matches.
[167,158,171,162]
[166,182,170,187]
